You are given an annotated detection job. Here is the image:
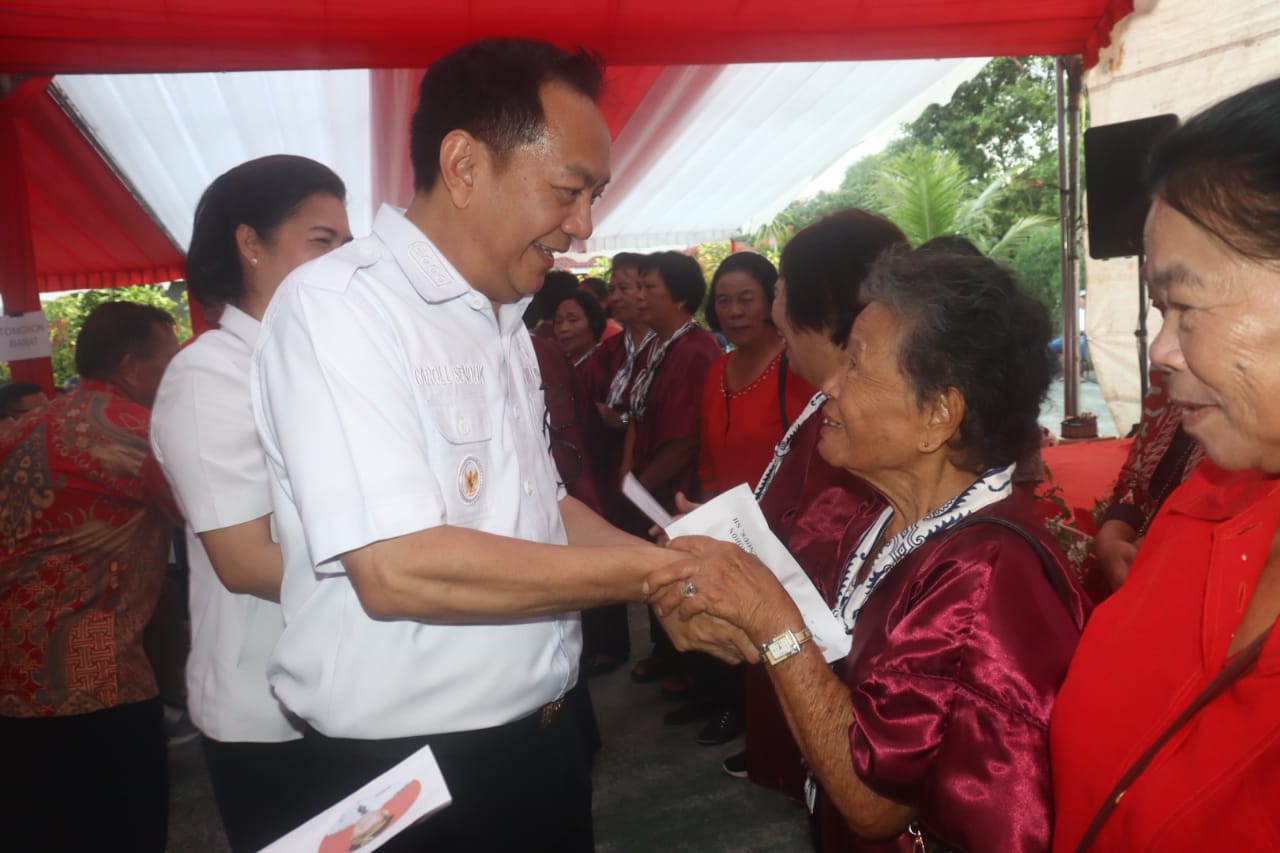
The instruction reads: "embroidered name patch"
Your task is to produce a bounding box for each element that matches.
[408,242,453,289]
[413,364,485,386]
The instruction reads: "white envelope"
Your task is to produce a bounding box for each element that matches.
[259,744,451,852]
[663,484,852,663]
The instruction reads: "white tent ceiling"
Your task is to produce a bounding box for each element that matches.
[56,71,374,249]
[587,58,984,252]
[55,58,983,258]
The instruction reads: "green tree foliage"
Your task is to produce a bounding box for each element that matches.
[753,56,1062,238]
[899,56,1061,237]
[871,144,1056,263]
[902,57,1057,186]
[693,241,733,281]
[747,153,890,252]
[741,55,1065,330]
[873,147,978,245]
[1006,227,1064,330]
[867,145,1058,329]
[41,283,192,387]
[588,256,613,279]
[591,57,1067,331]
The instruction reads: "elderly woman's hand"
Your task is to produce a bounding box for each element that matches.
[645,535,801,644]
[656,609,762,664]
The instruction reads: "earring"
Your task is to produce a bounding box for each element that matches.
[249,257,259,267]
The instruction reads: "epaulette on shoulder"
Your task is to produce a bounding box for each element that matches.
[302,239,382,294]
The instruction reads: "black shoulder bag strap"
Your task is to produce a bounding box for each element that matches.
[949,515,1080,628]
[1072,622,1273,852]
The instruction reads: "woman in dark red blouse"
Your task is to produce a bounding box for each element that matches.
[578,254,653,675]
[626,250,722,682]
[626,251,723,513]
[650,248,1088,851]
[741,210,911,793]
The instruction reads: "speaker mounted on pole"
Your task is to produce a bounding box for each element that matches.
[1084,114,1178,260]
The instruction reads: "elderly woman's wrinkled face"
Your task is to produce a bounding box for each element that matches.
[1147,198,1280,472]
[817,301,926,479]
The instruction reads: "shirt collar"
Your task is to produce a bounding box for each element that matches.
[372,204,474,305]
[1167,459,1280,522]
[74,377,134,406]
[216,304,260,349]
[76,377,117,396]
[371,203,535,336]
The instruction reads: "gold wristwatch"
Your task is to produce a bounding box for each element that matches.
[760,627,813,667]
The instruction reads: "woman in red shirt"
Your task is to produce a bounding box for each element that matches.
[1050,77,1280,852]
[699,252,814,497]
[690,252,814,744]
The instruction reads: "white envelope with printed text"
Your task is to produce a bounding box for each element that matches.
[664,484,852,663]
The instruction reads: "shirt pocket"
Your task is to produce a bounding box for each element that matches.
[426,396,495,526]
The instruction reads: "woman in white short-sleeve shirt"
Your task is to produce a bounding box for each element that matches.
[151,155,351,852]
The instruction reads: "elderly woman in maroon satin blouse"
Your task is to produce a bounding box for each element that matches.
[649,248,1090,852]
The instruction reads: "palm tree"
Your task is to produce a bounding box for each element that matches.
[747,206,807,253]
[873,145,1053,260]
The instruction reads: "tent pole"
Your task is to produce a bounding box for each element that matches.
[1056,56,1083,419]
[0,84,56,395]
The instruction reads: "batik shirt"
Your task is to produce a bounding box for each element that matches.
[0,380,171,717]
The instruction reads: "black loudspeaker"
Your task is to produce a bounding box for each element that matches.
[1084,114,1179,259]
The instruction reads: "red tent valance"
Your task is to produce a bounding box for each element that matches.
[0,0,1133,75]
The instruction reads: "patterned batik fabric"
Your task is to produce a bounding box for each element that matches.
[0,380,170,717]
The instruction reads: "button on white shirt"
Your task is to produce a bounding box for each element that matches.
[151,305,300,743]
[251,205,578,739]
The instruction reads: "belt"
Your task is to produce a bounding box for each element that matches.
[540,697,566,728]
[301,696,571,745]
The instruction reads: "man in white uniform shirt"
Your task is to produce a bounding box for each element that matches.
[251,38,754,851]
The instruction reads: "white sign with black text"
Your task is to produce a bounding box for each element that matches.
[0,312,53,361]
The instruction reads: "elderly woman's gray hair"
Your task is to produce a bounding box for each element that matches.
[1148,76,1280,263]
[862,249,1053,473]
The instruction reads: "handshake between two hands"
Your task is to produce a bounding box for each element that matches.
[642,533,770,666]
[626,479,852,668]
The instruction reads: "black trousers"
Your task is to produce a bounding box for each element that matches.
[301,698,594,852]
[0,698,168,853]
[581,603,631,661]
[202,735,314,852]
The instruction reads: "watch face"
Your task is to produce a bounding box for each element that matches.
[764,632,800,662]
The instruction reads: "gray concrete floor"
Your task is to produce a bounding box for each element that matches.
[166,603,811,851]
